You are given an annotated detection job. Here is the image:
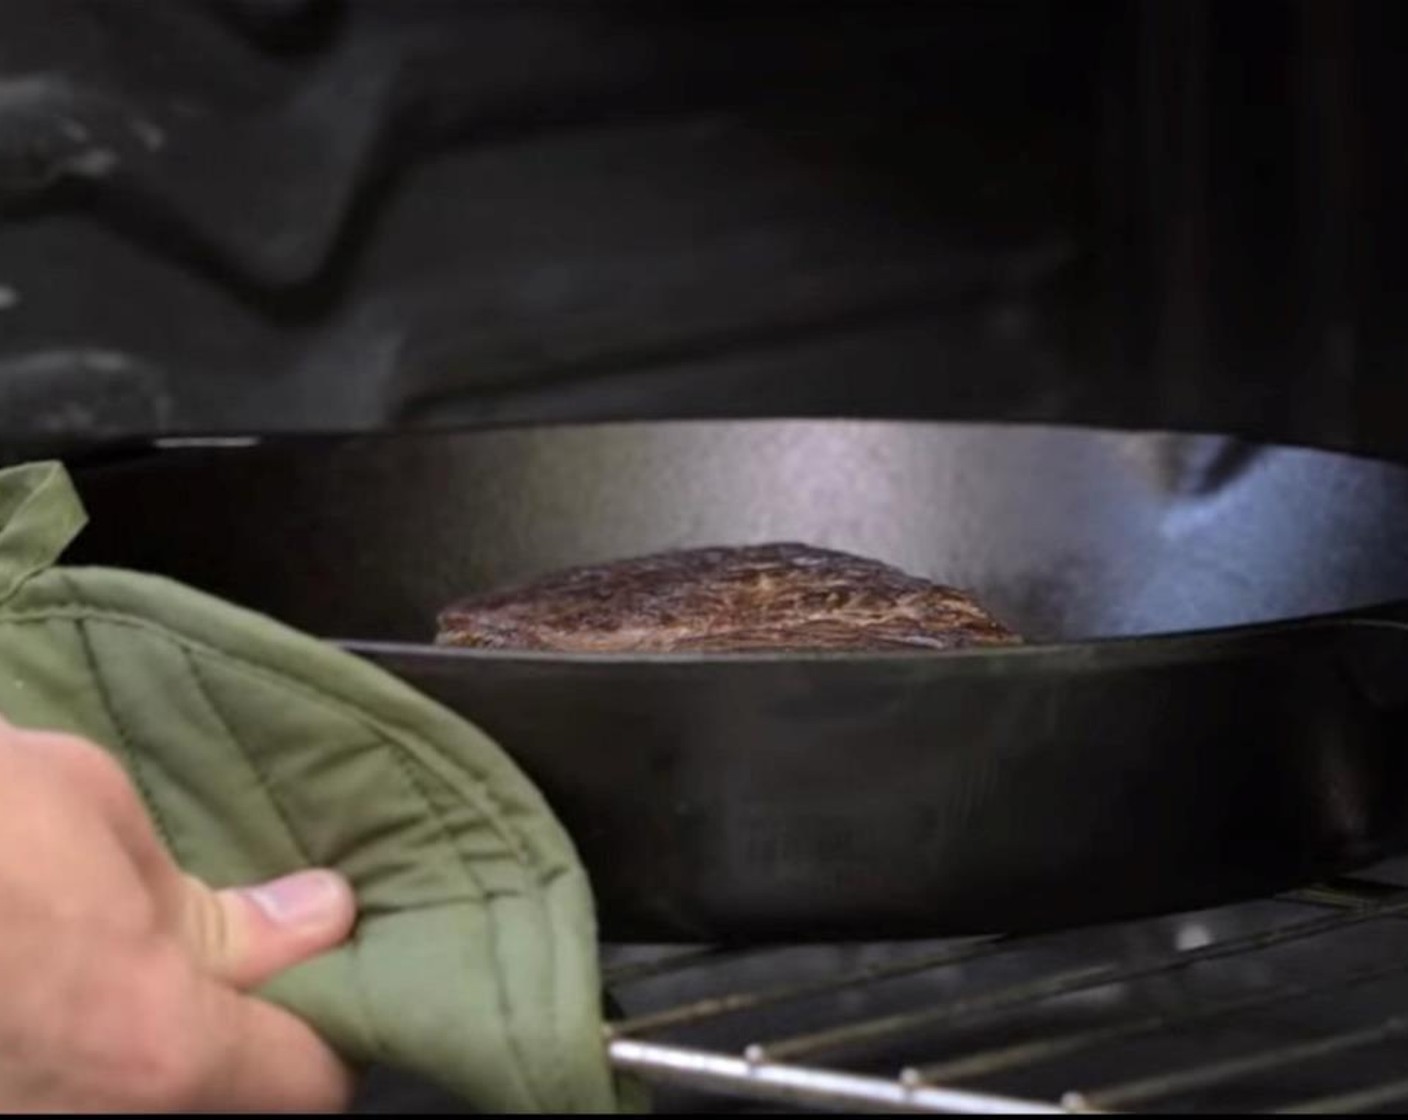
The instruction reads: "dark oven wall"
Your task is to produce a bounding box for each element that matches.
[1,0,1406,460]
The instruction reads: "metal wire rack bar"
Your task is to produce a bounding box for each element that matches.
[1274,1074,1408,1115]
[609,936,1009,1038]
[607,1039,1076,1115]
[603,946,759,986]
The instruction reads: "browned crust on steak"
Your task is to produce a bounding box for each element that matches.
[436,542,1020,653]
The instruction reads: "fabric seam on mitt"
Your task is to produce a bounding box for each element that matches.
[182,647,391,1069]
[74,617,180,856]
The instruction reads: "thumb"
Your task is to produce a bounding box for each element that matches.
[179,869,357,990]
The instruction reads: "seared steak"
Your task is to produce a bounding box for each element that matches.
[436,542,1020,653]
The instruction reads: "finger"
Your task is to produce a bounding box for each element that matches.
[193,984,355,1113]
[178,869,357,990]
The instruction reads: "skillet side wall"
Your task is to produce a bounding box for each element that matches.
[352,630,1408,941]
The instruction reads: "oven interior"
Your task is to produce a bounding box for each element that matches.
[6,1,1408,1113]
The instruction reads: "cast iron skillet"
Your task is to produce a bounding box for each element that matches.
[51,419,1408,942]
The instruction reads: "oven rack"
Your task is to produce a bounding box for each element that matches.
[601,876,1408,1114]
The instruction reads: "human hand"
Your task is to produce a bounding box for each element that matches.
[0,715,358,1112]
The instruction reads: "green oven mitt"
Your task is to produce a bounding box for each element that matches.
[0,459,622,1113]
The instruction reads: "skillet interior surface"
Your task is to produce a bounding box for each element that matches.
[52,420,1408,940]
[58,418,1408,645]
